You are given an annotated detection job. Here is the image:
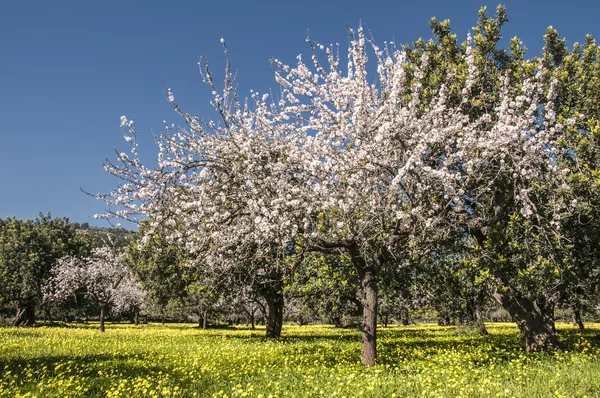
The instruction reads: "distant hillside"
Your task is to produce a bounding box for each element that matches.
[74,223,136,249]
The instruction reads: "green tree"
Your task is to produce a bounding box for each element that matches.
[288,252,362,327]
[0,214,88,326]
[402,6,600,350]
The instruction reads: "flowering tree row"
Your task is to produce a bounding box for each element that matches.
[44,239,144,331]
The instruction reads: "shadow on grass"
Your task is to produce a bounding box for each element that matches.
[0,352,220,398]
[4,323,599,372]
[202,323,600,348]
[0,354,168,377]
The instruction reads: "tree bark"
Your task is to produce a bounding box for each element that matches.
[401,307,410,326]
[43,306,52,323]
[265,293,284,338]
[258,271,284,338]
[468,295,488,336]
[12,304,35,327]
[493,290,562,351]
[357,266,378,366]
[99,305,106,332]
[572,306,584,330]
[331,315,343,328]
[382,312,389,328]
[202,310,208,330]
[348,243,380,367]
[473,307,488,336]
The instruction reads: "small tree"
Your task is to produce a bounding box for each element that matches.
[112,276,145,325]
[46,242,133,332]
[0,214,88,326]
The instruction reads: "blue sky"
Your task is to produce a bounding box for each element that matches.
[2,0,599,229]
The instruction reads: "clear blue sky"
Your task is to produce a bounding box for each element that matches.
[2,0,598,229]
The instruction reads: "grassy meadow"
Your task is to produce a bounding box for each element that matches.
[1,322,599,397]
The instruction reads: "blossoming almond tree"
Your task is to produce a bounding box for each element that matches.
[102,25,567,363]
[112,275,145,325]
[271,27,568,361]
[45,243,138,332]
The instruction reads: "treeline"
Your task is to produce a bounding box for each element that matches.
[0,214,134,326]
[0,210,598,342]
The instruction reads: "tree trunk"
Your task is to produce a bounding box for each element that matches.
[202,310,208,330]
[493,290,562,351]
[469,295,488,336]
[265,294,284,338]
[401,307,410,326]
[349,243,380,367]
[572,306,584,330]
[298,315,306,326]
[359,267,378,366]
[382,312,389,328]
[99,305,106,332]
[250,308,256,330]
[43,306,52,323]
[473,309,488,336]
[258,272,284,338]
[12,304,35,327]
[439,315,451,326]
[134,309,140,326]
[331,315,343,328]
[255,302,266,327]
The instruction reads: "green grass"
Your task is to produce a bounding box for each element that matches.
[1,322,599,397]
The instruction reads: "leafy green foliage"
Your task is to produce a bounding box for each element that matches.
[288,253,361,326]
[0,214,88,324]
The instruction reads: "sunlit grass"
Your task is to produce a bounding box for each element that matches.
[1,322,599,397]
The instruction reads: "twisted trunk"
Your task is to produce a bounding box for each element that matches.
[571,305,584,330]
[311,238,388,366]
[473,302,488,336]
[12,303,36,327]
[265,295,284,337]
[259,273,284,338]
[493,290,562,351]
[467,293,488,336]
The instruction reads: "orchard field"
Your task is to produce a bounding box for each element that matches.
[1,323,599,398]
